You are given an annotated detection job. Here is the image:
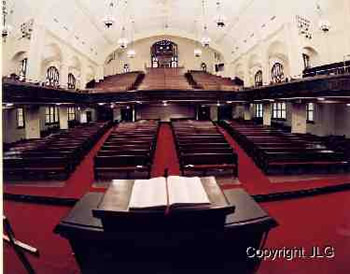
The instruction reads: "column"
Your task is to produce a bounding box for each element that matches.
[285,23,304,79]
[113,107,121,122]
[243,58,250,88]
[26,23,45,82]
[60,64,69,89]
[96,64,105,83]
[243,104,252,121]
[25,106,41,139]
[346,0,350,58]
[79,108,87,124]
[232,105,244,119]
[210,106,218,121]
[291,102,307,134]
[80,62,88,89]
[263,51,271,85]
[59,106,68,129]
[263,103,272,126]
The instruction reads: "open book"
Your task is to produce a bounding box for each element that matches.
[128,176,211,211]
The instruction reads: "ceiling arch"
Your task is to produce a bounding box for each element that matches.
[102,32,226,64]
[10,0,337,65]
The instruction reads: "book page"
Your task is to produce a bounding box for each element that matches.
[128,177,167,210]
[168,176,211,207]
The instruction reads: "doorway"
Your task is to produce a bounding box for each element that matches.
[121,107,133,122]
[197,106,211,121]
[218,106,233,121]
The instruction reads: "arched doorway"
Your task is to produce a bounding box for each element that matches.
[151,40,178,68]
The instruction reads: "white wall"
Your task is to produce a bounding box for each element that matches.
[334,105,350,137]
[269,102,350,137]
[227,0,350,87]
[2,108,26,143]
[2,23,101,89]
[136,104,196,122]
[104,36,222,76]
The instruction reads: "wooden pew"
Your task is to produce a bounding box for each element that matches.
[94,120,159,180]
[3,121,111,182]
[180,153,238,176]
[172,120,238,177]
[219,120,350,175]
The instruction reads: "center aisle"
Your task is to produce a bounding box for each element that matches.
[151,122,181,177]
[217,125,271,193]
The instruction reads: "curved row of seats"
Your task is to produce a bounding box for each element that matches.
[187,71,240,91]
[171,120,238,177]
[138,68,193,90]
[3,122,111,181]
[94,120,159,180]
[87,71,145,93]
[220,120,350,175]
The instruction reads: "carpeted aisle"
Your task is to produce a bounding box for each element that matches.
[217,125,272,193]
[151,122,181,177]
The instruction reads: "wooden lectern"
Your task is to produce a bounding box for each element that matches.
[55,177,277,274]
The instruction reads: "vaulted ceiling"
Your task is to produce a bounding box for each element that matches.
[9,0,328,63]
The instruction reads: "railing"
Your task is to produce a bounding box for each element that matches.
[303,60,350,78]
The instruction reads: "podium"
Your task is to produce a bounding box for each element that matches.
[55,178,277,274]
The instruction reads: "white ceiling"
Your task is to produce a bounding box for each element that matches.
[9,0,326,63]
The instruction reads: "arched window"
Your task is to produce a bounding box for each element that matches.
[46,66,60,87]
[271,62,284,83]
[19,58,28,81]
[151,40,178,68]
[67,73,76,90]
[302,54,310,69]
[254,70,263,87]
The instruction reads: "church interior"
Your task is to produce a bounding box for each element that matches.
[2,0,350,273]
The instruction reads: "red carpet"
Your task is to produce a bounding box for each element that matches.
[3,122,350,273]
[3,201,79,274]
[4,127,113,199]
[259,191,350,274]
[151,122,181,177]
[217,125,271,193]
[4,192,350,274]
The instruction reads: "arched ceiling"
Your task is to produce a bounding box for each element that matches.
[10,0,331,63]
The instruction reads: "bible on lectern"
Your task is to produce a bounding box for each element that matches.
[128,176,211,211]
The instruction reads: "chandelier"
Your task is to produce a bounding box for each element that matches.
[2,0,13,42]
[316,1,331,33]
[102,0,116,28]
[201,26,211,47]
[214,1,226,28]
[194,48,202,58]
[118,26,128,49]
[318,19,331,32]
[200,0,211,48]
[127,18,136,58]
